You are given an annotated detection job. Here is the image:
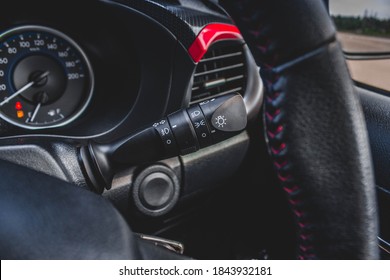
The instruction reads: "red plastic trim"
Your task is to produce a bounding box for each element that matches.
[188,23,243,63]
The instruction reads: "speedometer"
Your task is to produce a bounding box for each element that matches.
[0,25,94,129]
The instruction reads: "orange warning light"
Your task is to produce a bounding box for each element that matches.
[15,101,22,110]
[17,110,24,118]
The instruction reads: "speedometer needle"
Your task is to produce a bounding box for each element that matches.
[0,71,50,107]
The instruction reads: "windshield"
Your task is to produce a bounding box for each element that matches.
[330,0,390,53]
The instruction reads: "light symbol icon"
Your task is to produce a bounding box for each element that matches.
[215,115,227,128]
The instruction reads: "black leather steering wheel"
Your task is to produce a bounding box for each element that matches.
[222,0,378,259]
[0,0,379,259]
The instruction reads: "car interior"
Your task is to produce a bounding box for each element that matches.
[0,0,389,260]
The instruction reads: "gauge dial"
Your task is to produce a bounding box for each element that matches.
[0,25,94,129]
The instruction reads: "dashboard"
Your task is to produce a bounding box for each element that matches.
[1,0,388,260]
[0,1,262,202]
[0,0,261,140]
[0,0,265,259]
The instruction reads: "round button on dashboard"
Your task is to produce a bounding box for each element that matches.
[139,172,174,208]
[132,165,180,216]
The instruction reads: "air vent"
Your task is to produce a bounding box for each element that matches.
[191,43,247,103]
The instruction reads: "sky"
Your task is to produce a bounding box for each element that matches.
[330,0,390,19]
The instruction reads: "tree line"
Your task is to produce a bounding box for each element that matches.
[332,15,390,37]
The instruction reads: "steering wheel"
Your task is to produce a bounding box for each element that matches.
[0,0,379,259]
[221,0,379,259]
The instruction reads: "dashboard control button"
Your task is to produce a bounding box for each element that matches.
[187,105,212,148]
[153,119,178,156]
[139,172,174,208]
[168,110,198,154]
[211,94,247,132]
[132,165,180,216]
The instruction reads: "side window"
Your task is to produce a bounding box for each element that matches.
[330,0,390,91]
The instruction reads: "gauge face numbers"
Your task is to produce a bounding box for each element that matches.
[0,25,94,129]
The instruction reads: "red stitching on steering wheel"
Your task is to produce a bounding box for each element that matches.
[263,70,316,260]
[228,0,317,259]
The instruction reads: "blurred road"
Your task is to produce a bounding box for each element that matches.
[337,32,390,53]
[337,32,390,91]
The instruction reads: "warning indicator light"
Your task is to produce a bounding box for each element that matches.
[15,102,22,110]
[17,110,24,118]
